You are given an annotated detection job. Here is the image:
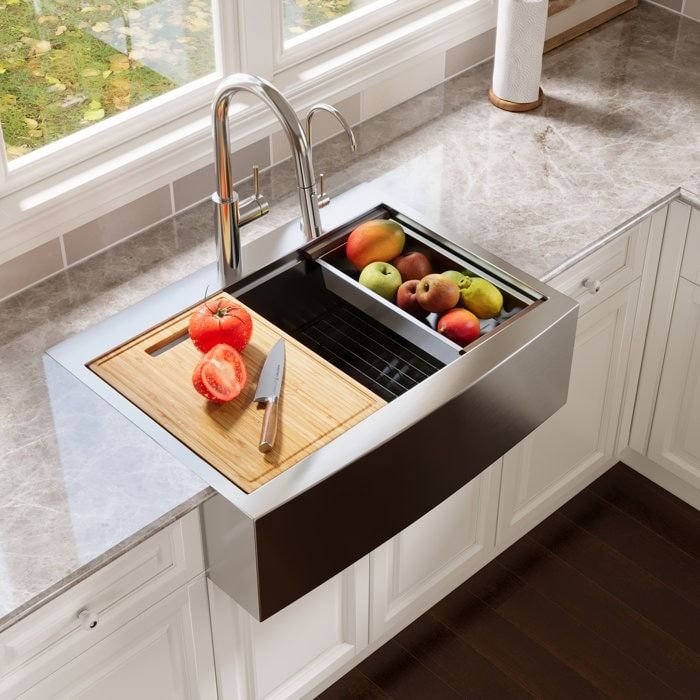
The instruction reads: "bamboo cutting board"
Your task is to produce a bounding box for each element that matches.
[90,293,385,494]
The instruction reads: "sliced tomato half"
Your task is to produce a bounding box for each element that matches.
[192,344,248,404]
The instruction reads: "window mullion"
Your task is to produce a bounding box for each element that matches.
[238,0,275,79]
[216,0,241,76]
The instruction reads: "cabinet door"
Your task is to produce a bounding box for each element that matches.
[630,201,693,451]
[369,462,501,642]
[647,278,700,490]
[208,559,368,700]
[496,282,638,548]
[0,510,205,693]
[18,575,217,700]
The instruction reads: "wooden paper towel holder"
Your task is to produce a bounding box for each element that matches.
[488,86,544,112]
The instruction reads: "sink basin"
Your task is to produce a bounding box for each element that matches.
[238,203,541,398]
[48,185,578,620]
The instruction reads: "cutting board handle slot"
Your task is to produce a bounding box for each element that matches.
[146,329,190,357]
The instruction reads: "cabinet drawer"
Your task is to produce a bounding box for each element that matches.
[15,576,215,700]
[551,220,649,315]
[680,206,700,285]
[0,510,204,690]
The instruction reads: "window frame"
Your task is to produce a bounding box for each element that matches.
[0,0,239,194]
[272,0,441,72]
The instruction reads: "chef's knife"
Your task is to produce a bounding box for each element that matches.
[254,338,285,453]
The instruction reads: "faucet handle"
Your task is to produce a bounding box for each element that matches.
[317,173,330,208]
[238,164,269,227]
[253,165,261,198]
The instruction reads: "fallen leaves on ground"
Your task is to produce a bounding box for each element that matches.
[83,99,105,121]
[1,0,216,158]
[108,54,130,72]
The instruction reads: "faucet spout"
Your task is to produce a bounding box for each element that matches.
[211,74,322,287]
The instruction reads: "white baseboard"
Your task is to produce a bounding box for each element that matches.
[620,448,700,509]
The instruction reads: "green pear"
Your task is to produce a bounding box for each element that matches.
[441,270,470,288]
[459,278,503,319]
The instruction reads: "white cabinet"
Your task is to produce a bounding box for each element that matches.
[647,277,700,491]
[17,575,216,700]
[6,199,700,700]
[369,462,501,642]
[208,559,368,700]
[0,511,214,699]
[496,282,639,548]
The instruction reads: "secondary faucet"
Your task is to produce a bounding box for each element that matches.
[211,73,356,287]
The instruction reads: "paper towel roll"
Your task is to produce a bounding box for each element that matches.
[491,0,547,107]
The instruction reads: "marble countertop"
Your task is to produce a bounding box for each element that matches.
[0,2,698,632]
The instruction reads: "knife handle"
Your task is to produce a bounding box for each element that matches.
[259,397,278,454]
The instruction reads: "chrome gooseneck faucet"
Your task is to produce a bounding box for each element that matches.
[211,73,356,287]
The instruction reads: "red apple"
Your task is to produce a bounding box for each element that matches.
[346,220,406,270]
[392,251,432,281]
[416,274,460,313]
[396,280,429,319]
[437,308,481,346]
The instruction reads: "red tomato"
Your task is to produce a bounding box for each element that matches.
[192,344,248,404]
[189,299,253,353]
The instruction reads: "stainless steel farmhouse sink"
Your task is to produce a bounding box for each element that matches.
[48,185,578,621]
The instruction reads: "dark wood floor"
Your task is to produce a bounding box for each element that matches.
[318,464,700,699]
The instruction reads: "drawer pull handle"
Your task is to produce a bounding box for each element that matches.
[77,609,99,630]
[582,278,602,294]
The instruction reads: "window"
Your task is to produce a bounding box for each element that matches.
[0,0,494,250]
[282,0,379,42]
[0,0,217,163]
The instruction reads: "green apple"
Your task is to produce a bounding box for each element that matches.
[359,261,402,300]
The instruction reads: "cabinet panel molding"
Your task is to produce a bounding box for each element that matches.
[209,559,368,700]
[631,200,693,452]
[680,207,700,285]
[369,463,500,642]
[615,206,668,453]
[496,282,639,548]
[647,278,700,491]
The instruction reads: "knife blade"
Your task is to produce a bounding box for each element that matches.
[254,339,285,453]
